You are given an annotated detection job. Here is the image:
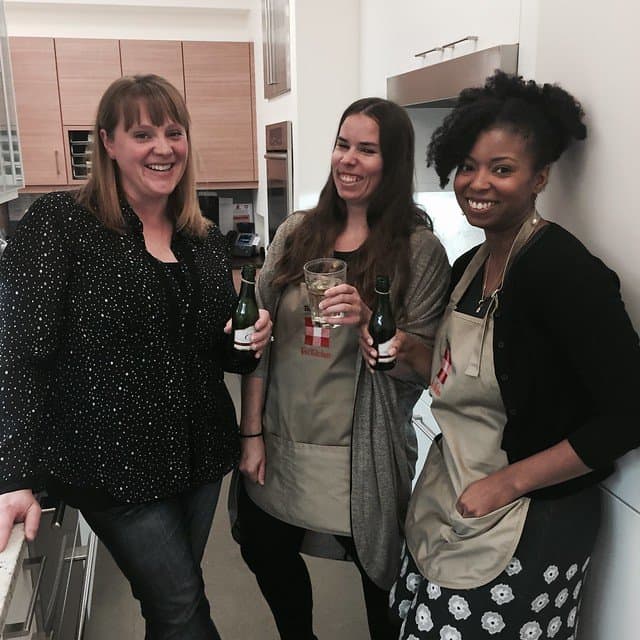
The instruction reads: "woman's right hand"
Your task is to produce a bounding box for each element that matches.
[0,489,41,552]
[239,436,266,486]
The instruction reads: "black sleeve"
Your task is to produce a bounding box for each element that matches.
[537,237,640,469]
[0,195,71,493]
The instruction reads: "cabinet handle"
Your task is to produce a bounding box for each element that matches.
[269,0,278,85]
[3,555,47,638]
[264,0,276,85]
[52,500,66,528]
[415,35,478,58]
[264,0,271,84]
[54,149,61,175]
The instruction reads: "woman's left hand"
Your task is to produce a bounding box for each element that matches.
[225,309,272,358]
[318,283,371,327]
[456,470,520,518]
[359,327,404,369]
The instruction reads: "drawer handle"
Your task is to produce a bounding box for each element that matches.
[75,531,98,640]
[52,501,66,528]
[54,150,61,175]
[3,555,47,638]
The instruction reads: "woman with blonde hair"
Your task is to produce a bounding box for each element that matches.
[0,74,272,639]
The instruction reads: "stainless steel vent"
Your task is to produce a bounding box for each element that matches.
[387,44,519,108]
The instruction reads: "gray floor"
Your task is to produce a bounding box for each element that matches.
[84,374,371,639]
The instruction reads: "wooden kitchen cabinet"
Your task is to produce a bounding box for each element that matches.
[55,38,121,126]
[9,37,258,189]
[183,42,257,185]
[120,39,185,97]
[9,37,67,185]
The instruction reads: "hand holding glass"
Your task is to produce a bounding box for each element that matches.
[303,258,347,328]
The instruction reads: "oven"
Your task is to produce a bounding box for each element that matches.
[264,121,293,246]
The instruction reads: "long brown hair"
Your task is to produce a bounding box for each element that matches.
[76,74,208,238]
[271,97,431,316]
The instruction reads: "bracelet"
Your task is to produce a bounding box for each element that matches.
[239,431,263,438]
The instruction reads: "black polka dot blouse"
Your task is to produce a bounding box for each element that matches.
[0,191,255,504]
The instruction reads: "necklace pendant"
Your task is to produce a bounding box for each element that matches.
[475,298,485,313]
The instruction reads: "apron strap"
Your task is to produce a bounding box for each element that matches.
[460,210,542,378]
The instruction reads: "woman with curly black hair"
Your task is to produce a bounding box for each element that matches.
[391,71,640,639]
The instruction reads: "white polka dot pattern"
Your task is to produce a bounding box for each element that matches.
[0,192,253,502]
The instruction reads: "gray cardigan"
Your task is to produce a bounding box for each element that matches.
[232,212,450,589]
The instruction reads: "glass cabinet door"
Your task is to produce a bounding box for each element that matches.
[0,0,23,198]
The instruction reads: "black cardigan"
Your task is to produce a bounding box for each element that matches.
[0,191,255,503]
[451,223,640,498]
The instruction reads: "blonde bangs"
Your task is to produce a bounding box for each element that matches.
[119,82,190,133]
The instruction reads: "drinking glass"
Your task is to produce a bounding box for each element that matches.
[303,258,347,328]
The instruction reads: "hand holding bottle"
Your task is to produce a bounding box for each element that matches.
[224,310,272,358]
[366,276,396,370]
[224,265,273,359]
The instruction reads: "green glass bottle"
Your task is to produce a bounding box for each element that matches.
[368,275,396,370]
[233,264,259,356]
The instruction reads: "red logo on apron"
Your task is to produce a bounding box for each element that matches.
[430,346,451,397]
[303,315,331,348]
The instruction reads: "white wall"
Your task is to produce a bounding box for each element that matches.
[360,0,520,97]
[531,4,640,635]
[293,0,360,209]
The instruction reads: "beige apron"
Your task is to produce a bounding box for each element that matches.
[246,282,359,536]
[405,216,540,589]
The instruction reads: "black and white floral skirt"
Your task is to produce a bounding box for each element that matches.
[391,485,601,640]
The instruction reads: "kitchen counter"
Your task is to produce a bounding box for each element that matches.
[0,524,25,630]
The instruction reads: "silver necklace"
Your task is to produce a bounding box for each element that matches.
[475,212,540,314]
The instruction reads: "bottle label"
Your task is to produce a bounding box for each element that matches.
[234,326,256,351]
[377,338,395,363]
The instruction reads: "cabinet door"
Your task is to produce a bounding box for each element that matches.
[55,38,121,126]
[183,42,257,184]
[120,39,185,97]
[10,37,67,185]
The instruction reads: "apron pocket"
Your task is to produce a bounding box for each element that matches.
[446,499,525,541]
[248,431,352,536]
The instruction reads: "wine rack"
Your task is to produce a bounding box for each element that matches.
[67,130,93,180]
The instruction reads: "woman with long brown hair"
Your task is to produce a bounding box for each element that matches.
[234,97,450,639]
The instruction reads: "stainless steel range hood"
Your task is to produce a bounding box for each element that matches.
[387,44,519,108]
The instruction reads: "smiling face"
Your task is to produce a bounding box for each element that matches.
[331,113,383,212]
[453,127,549,233]
[100,101,188,210]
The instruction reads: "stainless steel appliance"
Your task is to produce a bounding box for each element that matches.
[3,500,98,640]
[386,43,519,108]
[265,121,293,246]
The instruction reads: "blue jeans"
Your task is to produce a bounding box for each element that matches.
[82,481,222,640]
